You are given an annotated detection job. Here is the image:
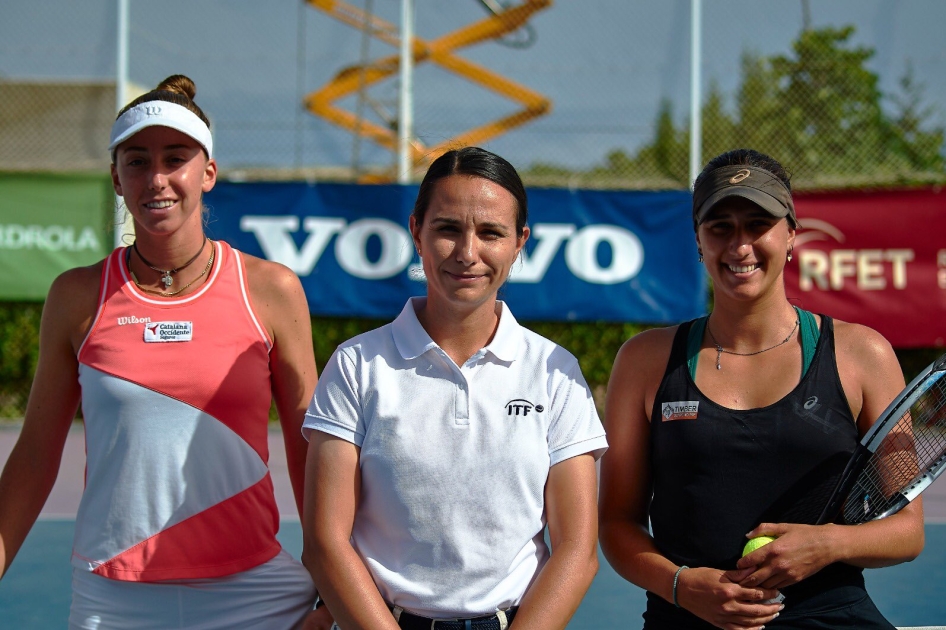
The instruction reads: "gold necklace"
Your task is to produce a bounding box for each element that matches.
[131,246,215,297]
[133,237,206,288]
[706,317,799,370]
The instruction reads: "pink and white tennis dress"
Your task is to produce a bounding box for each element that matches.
[70,241,313,629]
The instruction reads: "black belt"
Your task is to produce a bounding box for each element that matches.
[395,607,518,630]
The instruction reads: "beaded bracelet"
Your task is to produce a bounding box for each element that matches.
[672,565,689,608]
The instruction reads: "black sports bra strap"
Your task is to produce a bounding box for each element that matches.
[686,317,707,381]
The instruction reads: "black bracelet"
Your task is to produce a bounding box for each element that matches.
[673,565,689,608]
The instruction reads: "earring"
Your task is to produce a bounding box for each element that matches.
[787,247,793,262]
[698,249,703,263]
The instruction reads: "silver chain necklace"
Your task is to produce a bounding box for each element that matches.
[133,237,207,288]
[130,247,215,297]
[706,317,800,370]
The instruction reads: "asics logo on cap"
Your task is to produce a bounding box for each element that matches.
[729,169,751,184]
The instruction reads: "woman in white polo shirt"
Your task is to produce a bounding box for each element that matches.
[301,146,608,630]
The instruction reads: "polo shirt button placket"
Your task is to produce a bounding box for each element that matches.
[455,378,470,425]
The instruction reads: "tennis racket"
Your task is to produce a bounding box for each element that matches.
[816,352,946,525]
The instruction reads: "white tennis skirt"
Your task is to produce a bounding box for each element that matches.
[69,550,315,630]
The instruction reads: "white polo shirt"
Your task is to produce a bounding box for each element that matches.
[304,297,607,618]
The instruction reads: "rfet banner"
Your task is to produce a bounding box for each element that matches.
[0,173,113,300]
[788,188,946,348]
[204,182,705,323]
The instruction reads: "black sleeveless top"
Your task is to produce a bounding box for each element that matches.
[646,315,880,626]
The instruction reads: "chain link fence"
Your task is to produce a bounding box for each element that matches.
[2,1,943,185]
[2,0,945,417]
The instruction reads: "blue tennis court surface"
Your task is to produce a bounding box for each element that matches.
[2,520,944,628]
[3,426,945,627]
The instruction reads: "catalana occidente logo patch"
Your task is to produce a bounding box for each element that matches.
[661,401,699,421]
[144,321,193,343]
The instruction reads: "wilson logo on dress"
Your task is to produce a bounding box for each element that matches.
[117,315,152,326]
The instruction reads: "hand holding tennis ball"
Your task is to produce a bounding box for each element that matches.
[742,535,777,557]
[741,535,786,605]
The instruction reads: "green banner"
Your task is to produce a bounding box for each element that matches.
[0,173,112,300]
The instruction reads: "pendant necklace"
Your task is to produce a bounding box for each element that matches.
[133,237,207,288]
[706,317,800,370]
[129,246,215,297]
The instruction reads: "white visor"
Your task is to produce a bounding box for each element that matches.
[109,100,213,158]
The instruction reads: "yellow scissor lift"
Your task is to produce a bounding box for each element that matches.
[304,0,552,181]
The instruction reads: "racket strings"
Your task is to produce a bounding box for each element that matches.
[842,375,946,524]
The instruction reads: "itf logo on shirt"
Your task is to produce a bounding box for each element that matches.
[505,399,544,417]
[661,401,699,421]
[144,321,193,343]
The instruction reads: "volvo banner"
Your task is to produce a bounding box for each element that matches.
[204,182,704,323]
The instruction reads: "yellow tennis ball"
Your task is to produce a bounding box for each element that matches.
[742,535,777,557]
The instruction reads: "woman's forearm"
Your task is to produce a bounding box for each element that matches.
[599,520,679,603]
[511,537,598,630]
[304,537,400,630]
[826,504,924,568]
[515,454,601,629]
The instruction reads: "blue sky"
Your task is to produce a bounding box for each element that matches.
[2,0,944,172]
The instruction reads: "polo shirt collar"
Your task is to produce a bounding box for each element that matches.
[392,297,439,360]
[391,297,522,362]
[485,301,521,362]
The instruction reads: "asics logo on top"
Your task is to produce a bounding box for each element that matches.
[505,399,544,417]
[117,315,152,326]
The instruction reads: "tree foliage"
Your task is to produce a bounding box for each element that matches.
[0,302,939,418]
[523,24,945,189]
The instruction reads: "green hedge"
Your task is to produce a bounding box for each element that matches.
[310,316,648,408]
[0,302,941,419]
[0,302,43,417]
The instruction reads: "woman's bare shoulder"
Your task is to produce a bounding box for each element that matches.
[43,261,106,348]
[240,251,303,293]
[47,262,104,309]
[239,251,311,336]
[832,317,897,366]
[612,324,680,381]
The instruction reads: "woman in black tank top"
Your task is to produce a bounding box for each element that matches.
[598,149,924,630]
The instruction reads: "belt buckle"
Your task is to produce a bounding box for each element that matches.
[432,617,472,630]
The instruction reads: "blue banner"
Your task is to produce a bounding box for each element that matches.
[204,182,704,323]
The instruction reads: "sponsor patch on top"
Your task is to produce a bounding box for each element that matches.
[144,321,193,343]
[661,401,699,421]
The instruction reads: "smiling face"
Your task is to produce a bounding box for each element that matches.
[410,174,529,317]
[110,125,217,239]
[696,197,795,304]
